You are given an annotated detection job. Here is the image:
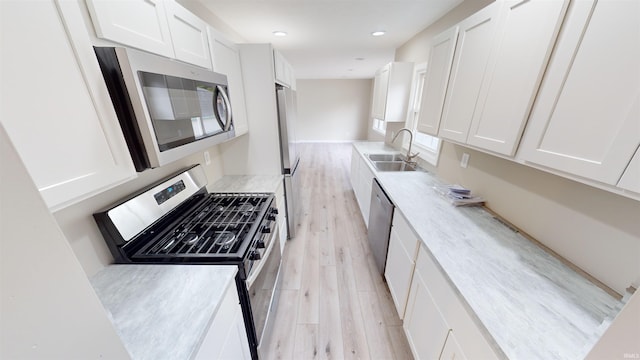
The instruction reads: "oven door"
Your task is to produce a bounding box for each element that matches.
[245,229,282,351]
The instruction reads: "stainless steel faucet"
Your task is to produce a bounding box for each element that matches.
[392,128,419,165]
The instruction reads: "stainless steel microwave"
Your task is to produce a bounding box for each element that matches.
[95,47,235,171]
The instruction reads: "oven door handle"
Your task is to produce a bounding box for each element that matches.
[245,231,278,288]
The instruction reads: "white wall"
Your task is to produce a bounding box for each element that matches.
[394,0,640,295]
[296,79,372,142]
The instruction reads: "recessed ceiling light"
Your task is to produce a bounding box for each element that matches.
[273,31,288,37]
[371,31,386,37]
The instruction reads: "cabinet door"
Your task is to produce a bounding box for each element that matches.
[404,270,450,359]
[519,0,640,184]
[466,0,569,156]
[617,146,640,194]
[440,330,468,360]
[1,1,135,211]
[208,28,249,136]
[417,26,459,136]
[166,0,212,69]
[372,65,390,119]
[86,0,174,58]
[384,212,418,319]
[438,2,500,143]
[195,279,251,359]
[273,50,289,87]
[350,147,360,191]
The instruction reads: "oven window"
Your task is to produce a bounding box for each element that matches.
[139,72,225,151]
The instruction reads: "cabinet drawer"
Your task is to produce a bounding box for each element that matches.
[391,211,419,259]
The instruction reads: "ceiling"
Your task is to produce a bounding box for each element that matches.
[195,0,464,79]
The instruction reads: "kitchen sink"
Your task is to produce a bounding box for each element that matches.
[372,161,416,172]
[367,153,406,162]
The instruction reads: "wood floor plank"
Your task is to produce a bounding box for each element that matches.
[297,230,320,324]
[279,225,307,290]
[318,265,345,360]
[358,290,395,359]
[293,324,319,359]
[319,228,336,266]
[262,290,299,360]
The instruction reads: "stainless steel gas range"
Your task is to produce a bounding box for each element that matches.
[93,165,282,359]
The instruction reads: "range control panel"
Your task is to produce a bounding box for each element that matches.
[154,180,186,205]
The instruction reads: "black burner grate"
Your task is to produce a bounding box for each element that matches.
[131,193,272,261]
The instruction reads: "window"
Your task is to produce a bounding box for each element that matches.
[405,62,441,166]
[372,118,386,133]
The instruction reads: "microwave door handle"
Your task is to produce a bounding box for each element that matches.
[213,85,233,131]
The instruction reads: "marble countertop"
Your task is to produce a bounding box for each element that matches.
[353,141,623,360]
[208,175,283,193]
[91,265,237,360]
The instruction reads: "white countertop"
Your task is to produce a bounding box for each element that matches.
[354,141,623,360]
[91,265,237,360]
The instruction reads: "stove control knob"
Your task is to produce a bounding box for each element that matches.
[249,251,262,260]
[271,208,279,215]
[256,240,266,248]
[261,227,271,234]
[267,214,276,221]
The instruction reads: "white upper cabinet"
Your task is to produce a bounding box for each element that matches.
[417,26,458,136]
[87,0,213,69]
[1,1,136,211]
[166,0,212,69]
[371,62,414,122]
[208,28,249,136]
[438,2,500,143]
[617,146,640,194]
[86,0,174,58]
[518,0,640,186]
[273,50,296,89]
[466,0,569,155]
[372,65,391,119]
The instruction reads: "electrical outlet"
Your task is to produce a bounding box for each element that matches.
[460,153,470,168]
[204,151,211,165]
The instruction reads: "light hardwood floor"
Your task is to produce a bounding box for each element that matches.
[262,143,413,360]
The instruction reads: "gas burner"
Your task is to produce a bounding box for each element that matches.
[214,231,237,247]
[182,233,199,245]
[238,204,255,216]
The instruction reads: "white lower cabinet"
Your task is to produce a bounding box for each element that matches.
[1,0,136,211]
[195,277,251,360]
[440,330,468,360]
[384,212,419,319]
[402,245,498,360]
[349,147,375,227]
[404,269,450,359]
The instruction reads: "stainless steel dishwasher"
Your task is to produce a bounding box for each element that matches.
[367,178,395,275]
